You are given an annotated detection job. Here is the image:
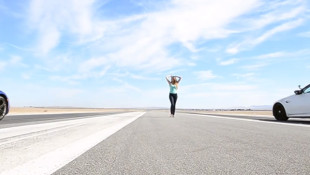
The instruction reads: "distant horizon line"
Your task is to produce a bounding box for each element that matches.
[10,105,273,110]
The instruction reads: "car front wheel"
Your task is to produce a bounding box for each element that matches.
[273,103,288,121]
[0,96,7,121]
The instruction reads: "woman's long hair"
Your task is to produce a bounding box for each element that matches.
[171,76,178,89]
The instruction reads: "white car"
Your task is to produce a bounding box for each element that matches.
[273,84,310,121]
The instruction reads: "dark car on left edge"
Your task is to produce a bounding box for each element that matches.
[0,90,9,120]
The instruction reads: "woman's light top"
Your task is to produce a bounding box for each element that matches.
[169,84,177,94]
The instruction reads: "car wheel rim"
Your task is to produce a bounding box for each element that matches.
[278,109,283,117]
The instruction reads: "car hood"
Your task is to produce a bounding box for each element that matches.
[276,94,295,104]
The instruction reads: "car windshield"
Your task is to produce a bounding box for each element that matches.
[303,85,310,93]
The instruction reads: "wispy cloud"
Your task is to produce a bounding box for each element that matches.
[0,55,25,71]
[111,71,159,80]
[226,0,307,54]
[102,0,259,71]
[21,73,31,80]
[27,0,96,55]
[180,82,264,108]
[245,3,306,30]
[0,1,24,18]
[6,0,308,108]
[10,55,22,64]
[51,65,110,84]
[250,49,310,60]
[233,73,256,80]
[78,57,108,73]
[194,70,217,81]
[298,31,310,37]
[227,19,305,54]
[253,19,304,45]
[217,58,238,66]
[242,63,267,71]
[253,52,286,59]
[0,61,6,71]
[26,0,261,72]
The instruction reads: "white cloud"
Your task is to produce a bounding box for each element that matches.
[242,63,267,71]
[187,62,196,67]
[37,26,60,55]
[227,19,304,54]
[254,52,286,59]
[217,58,238,66]
[28,0,96,54]
[179,82,268,108]
[111,71,159,80]
[250,49,310,60]
[100,0,260,71]
[298,31,310,38]
[253,19,304,45]
[22,73,31,80]
[27,0,262,71]
[79,57,108,73]
[51,65,110,84]
[0,61,7,71]
[225,0,307,54]
[226,47,240,55]
[35,64,58,72]
[168,0,259,41]
[0,55,25,71]
[233,73,256,80]
[5,0,310,109]
[10,55,22,64]
[194,70,217,81]
[246,5,306,30]
[182,83,256,92]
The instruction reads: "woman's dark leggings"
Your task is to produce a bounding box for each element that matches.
[169,93,178,115]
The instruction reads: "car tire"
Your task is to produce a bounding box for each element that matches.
[273,103,288,121]
[0,96,7,121]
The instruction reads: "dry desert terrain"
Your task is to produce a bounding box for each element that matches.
[8,107,273,117]
[9,107,140,115]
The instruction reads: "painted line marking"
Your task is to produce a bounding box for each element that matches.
[189,113,310,128]
[0,123,83,146]
[0,112,145,175]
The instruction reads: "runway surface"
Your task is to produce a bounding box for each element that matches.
[1,111,310,174]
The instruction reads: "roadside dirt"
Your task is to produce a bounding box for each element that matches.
[9,107,139,115]
[9,107,273,116]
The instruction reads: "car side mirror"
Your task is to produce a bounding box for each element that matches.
[294,90,302,95]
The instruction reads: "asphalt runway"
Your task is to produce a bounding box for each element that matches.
[1,111,310,174]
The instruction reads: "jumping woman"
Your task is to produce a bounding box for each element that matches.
[166,75,182,117]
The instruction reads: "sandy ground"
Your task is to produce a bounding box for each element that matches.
[8,107,273,117]
[8,107,140,115]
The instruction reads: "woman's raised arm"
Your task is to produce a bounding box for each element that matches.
[175,76,182,83]
[166,75,171,84]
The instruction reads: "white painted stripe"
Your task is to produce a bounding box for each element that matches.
[0,123,83,146]
[0,112,145,175]
[190,114,310,128]
[0,120,85,140]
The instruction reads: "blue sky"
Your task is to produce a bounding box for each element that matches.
[0,0,310,109]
